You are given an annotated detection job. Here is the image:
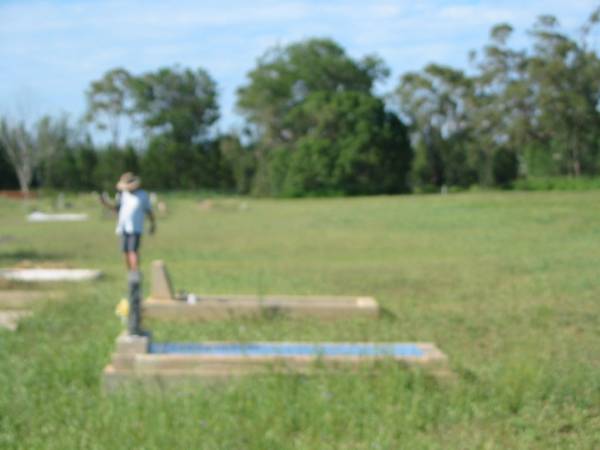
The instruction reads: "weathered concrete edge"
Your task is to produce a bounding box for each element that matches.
[0,290,64,309]
[144,295,380,320]
[0,310,33,331]
[102,341,448,390]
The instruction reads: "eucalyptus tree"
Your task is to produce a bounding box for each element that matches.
[525,15,600,176]
[0,115,70,193]
[396,64,476,188]
[132,66,220,189]
[130,66,219,145]
[85,66,220,189]
[86,66,219,146]
[85,68,134,147]
[0,118,36,193]
[467,23,529,184]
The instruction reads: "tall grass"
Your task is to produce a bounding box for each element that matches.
[0,191,598,449]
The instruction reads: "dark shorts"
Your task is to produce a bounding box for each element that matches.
[121,233,141,253]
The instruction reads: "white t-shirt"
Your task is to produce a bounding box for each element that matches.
[115,189,152,235]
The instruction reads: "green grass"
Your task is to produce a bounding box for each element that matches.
[0,191,598,449]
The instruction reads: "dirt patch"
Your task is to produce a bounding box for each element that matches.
[0,190,36,200]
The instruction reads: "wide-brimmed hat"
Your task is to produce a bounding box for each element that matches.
[116,172,141,191]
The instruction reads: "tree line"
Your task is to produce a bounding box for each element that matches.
[2,9,600,196]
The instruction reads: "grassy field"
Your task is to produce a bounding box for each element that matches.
[0,191,598,449]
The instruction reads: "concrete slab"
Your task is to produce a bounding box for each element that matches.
[103,334,447,389]
[0,269,102,282]
[27,212,88,222]
[0,310,32,331]
[0,290,62,309]
[139,342,446,371]
[145,295,379,320]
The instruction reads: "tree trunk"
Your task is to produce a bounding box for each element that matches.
[15,166,30,195]
[571,134,581,177]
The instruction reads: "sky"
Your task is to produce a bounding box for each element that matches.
[1,0,599,142]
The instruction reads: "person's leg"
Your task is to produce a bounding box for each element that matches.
[126,251,139,271]
[122,233,141,271]
[121,234,131,270]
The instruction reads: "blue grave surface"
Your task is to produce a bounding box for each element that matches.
[150,342,425,358]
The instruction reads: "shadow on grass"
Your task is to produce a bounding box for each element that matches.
[378,306,397,321]
[0,249,69,264]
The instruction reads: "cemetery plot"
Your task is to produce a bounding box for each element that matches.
[0,310,32,331]
[145,260,379,320]
[0,290,62,308]
[103,333,448,389]
[0,268,102,282]
[27,212,88,222]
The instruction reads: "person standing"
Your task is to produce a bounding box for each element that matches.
[100,172,155,335]
[100,172,156,271]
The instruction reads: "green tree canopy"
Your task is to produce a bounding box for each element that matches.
[237,38,389,147]
[270,91,412,196]
[86,66,219,147]
[130,66,219,145]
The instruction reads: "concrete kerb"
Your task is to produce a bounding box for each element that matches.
[102,332,449,390]
[0,269,102,282]
[103,261,450,389]
[27,212,88,222]
[0,310,33,331]
[0,290,63,309]
[144,260,380,320]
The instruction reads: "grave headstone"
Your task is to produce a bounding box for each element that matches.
[150,260,175,300]
[157,201,168,216]
[56,192,65,210]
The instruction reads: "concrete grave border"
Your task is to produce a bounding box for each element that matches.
[103,264,449,389]
[0,290,63,309]
[103,333,448,389]
[144,260,379,320]
[0,310,32,331]
[27,212,88,222]
[0,268,102,282]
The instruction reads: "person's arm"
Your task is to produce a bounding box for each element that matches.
[99,191,119,213]
[144,194,156,234]
[147,209,156,235]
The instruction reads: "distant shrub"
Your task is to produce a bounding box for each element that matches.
[512,176,600,191]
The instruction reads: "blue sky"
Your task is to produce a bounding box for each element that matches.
[1,0,598,142]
